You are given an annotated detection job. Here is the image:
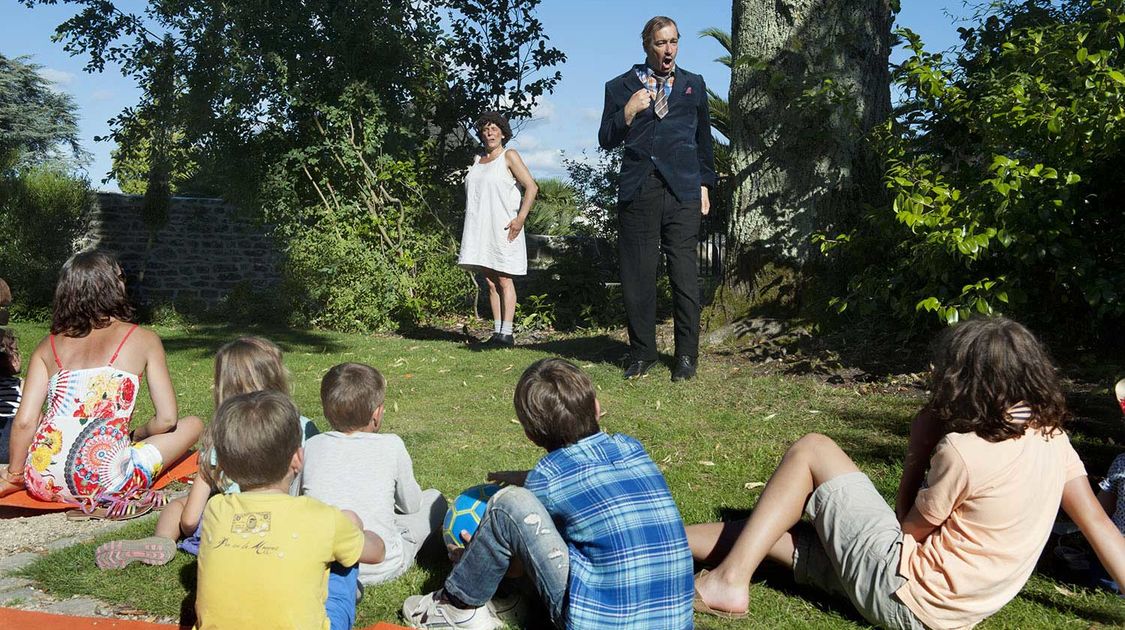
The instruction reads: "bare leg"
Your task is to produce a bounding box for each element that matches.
[154,496,187,540]
[687,520,797,569]
[690,433,860,615]
[497,274,516,324]
[483,272,502,324]
[140,415,203,468]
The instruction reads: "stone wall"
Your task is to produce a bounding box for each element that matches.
[83,193,281,306]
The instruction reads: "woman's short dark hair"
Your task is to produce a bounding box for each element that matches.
[929,317,1069,442]
[474,112,512,146]
[514,358,599,451]
[51,251,135,338]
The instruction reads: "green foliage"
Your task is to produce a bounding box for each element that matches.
[517,293,555,332]
[263,87,474,332]
[561,148,621,242]
[525,178,579,236]
[0,157,92,315]
[818,0,1125,338]
[0,54,84,167]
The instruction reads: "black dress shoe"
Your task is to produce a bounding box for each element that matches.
[488,333,514,347]
[671,356,697,382]
[623,359,657,379]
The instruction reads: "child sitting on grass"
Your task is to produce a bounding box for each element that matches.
[0,329,21,464]
[302,363,446,586]
[688,317,1125,629]
[195,390,384,630]
[95,336,318,569]
[402,357,694,630]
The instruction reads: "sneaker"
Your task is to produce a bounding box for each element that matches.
[487,587,529,626]
[95,536,177,570]
[402,591,503,629]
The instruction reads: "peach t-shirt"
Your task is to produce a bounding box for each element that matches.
[896,428,1086,630]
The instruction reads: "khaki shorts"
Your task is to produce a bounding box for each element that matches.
[792,472,926,630]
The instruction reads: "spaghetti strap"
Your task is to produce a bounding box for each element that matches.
[108,324,140,366]
[49,334,63,369]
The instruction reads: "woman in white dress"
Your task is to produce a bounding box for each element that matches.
[458,112,538,346]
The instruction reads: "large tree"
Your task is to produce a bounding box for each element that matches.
[0,54,84,166]
[713,0,894,323]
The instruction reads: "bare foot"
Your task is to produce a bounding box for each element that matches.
[693,568,750,617]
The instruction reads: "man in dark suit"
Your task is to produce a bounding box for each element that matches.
[599,15,716,382]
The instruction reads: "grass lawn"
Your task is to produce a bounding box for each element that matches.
[6,320,1124,628]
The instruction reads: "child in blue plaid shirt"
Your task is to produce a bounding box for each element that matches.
[402,358,694,629]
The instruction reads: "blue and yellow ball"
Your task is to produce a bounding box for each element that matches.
[442,483,501,548]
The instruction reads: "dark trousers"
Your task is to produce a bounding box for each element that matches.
[618,172,701,361]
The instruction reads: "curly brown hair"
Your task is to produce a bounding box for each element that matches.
[51,251,135,337]
[929,317,1069,442]
[474,111,512,146]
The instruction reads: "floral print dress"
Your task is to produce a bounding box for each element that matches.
[24,325,161,505]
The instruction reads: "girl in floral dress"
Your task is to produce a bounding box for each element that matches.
[0,251,203,515]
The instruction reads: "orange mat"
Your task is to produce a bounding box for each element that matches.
[0,451,199,511]
[0,607,408,629]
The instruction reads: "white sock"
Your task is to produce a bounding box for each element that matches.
[493,319,502,334]
[500,321,513,335]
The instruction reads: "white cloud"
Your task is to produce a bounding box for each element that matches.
[520,148,563,173]
[581,107,600,122]
[511,134,541,150]
[38,68,75,91]
[90,89,115,102]
[530,98,555,123]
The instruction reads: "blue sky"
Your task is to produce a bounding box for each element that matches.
[1,1,971,191]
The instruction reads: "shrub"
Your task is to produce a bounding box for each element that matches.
[818,0,1125,341]
[0,159,92,317]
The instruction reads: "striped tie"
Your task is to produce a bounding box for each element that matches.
[654,76,669,119]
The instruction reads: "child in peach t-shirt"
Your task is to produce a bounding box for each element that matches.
[687,318,1125,629]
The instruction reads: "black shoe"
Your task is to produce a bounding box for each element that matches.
[671,356,697,382]
[488,333,514,347]
[623,359,657,379]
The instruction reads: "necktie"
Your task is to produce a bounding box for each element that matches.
[654,76,669,119]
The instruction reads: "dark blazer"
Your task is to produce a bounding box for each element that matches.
[598,65,716,206]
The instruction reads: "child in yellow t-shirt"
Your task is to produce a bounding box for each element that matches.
[687,318,1125,629]
[195,390,385,630]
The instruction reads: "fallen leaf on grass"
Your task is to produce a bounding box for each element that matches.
[661,454,673,463]
[762,413,777,421]
[655,400,662,411]
[393,401,399,413]
[807,410,821,414]
[582,363,594,368]
[438,369,450,373]
[403,374,413,379]
[698,460,716,467]
[503,365,514,372]
[462,381,468,387]
[510,418,520,424]
[1053,585,1075,597]
[744,482,766,491]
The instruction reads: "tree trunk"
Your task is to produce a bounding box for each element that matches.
[709,0,892,326]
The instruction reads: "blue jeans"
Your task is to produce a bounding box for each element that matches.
[443,487,570,625]
[326,562,358,630]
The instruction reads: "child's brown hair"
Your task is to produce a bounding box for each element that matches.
[0,329,19,378]
[207,390,301,490]
[929,317,1069,442]
[514,358,599,451]
[320,363,385,432]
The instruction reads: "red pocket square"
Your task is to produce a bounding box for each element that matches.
[685,86,693,95]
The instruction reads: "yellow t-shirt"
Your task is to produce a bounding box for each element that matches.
[195,493,364,630]
[896,428,1086,630]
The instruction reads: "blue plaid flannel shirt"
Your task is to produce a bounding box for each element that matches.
[525,432,694,629]
[635,63,676,97]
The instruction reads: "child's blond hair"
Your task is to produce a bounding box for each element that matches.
[213,337,289,408]
[200,336,290,485]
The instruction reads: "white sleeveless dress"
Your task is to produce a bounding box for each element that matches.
[458,149,527,275]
